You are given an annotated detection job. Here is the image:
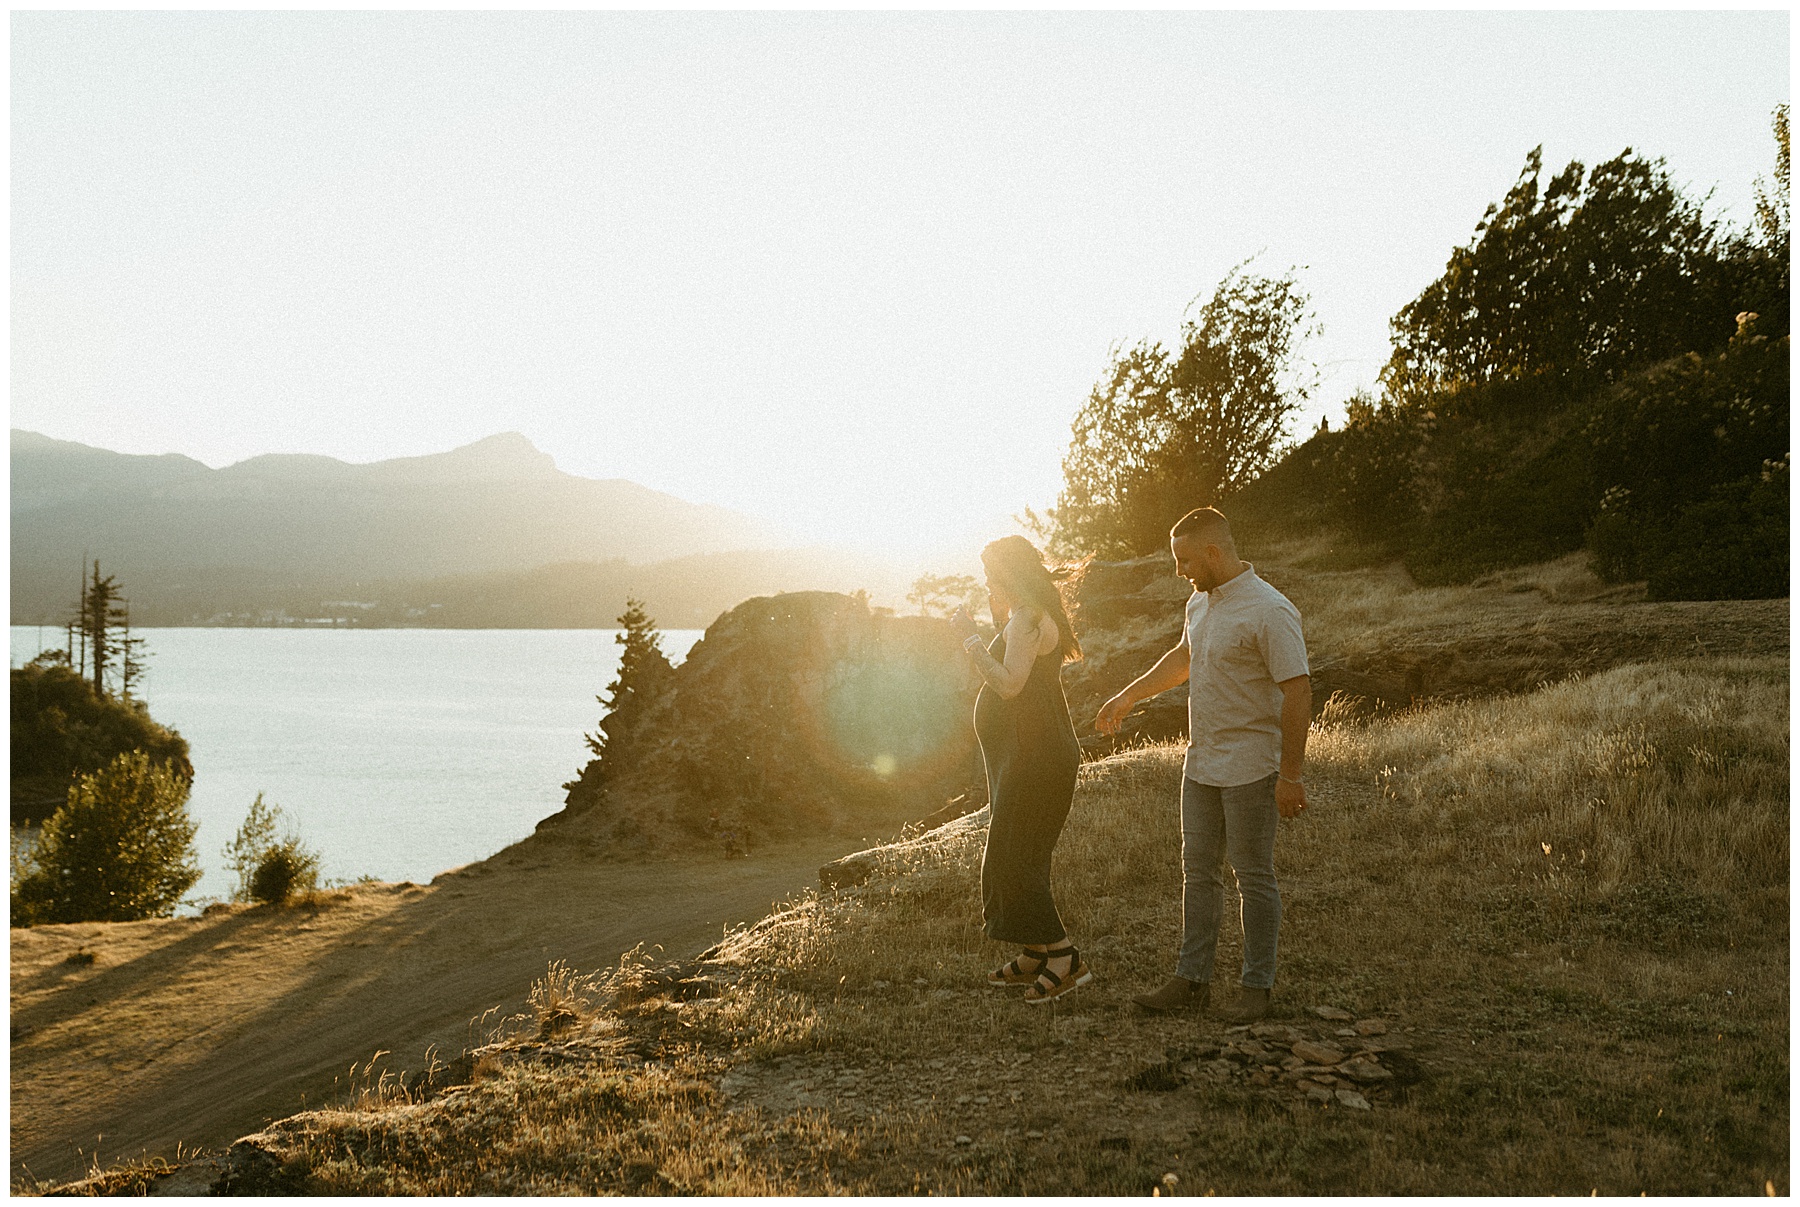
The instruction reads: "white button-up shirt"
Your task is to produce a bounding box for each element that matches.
[1182,565,1310,787]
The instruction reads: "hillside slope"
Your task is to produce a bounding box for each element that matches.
[9,834,862,1186]
[205,654,1788,1195]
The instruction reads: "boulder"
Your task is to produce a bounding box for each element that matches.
[819,807,991,890]
[1290,1040,1346,1066]
[547,592,984,852]
[1337,1057,1392,1083]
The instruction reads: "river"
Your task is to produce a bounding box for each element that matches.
[9,626,704,904]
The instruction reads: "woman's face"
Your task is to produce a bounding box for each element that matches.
[985,573,1014,616]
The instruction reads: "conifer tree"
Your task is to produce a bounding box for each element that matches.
[563,599,677,810]
[583,598,675,761]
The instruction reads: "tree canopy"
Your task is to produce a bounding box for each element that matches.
[1383,148,1732,397]
[12,751,201,925]
[1232,109,1790,600]
[11,659,192,825]
[1046,264,1316,557]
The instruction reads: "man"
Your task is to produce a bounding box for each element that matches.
[1095,507,1311,1023]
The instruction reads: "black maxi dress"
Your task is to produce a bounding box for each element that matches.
[974,629,1083,945]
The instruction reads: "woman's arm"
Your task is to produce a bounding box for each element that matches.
[963,609,1054,699]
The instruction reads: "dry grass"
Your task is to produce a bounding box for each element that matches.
[219,654,1787,1196]
[1310,657,1789,900]
[1262,552,1584,662]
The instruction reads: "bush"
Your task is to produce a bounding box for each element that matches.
[248,840,321,905]
[11,751,200,925]
[1645,465,1788,601]
[1585,320,1787,552]
[1584,321,1789,596]
[223,793,322,904]
[1404,420,1593,584]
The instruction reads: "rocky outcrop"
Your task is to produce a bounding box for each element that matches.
[540,592,984,853]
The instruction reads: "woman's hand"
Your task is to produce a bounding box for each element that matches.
[949,606,981,644]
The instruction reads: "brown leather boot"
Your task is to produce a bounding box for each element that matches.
[1224,986,1271,1023]
[1131,976,1209,1013]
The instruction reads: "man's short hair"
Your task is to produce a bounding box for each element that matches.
[1170,507,1234,548]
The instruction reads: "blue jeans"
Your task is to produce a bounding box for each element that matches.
[1176,774,1281,989]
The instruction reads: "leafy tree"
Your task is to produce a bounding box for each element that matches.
[12,751,200,925]
[907,573,984,618]
[1049,264,1316,556]
[1726,103,1792,340]
[1753,103,1790,250]
[1238,116,1790,601]
[1384,148,1727,396]
[11,660,192,825]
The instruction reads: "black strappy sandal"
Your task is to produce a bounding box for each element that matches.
[987,949,1050,987]
[1023,944,1093,1004]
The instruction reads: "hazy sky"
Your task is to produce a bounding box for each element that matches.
[12,11,1789,562]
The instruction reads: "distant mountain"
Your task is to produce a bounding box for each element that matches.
[59,548,913,630]
[11,431,791,624]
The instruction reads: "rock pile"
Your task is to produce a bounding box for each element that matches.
[1142,1006,1420,1112]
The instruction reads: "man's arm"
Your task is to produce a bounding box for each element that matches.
[1094,641,1191,734]
[1275,674,1312,818]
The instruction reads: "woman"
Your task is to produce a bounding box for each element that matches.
[951,535,1088,1004]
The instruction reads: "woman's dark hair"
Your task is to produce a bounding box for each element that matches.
[980,535,1081,663]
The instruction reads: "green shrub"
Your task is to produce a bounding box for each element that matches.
[1585,322,1787,555]
[11,751,200,925]
[1583,322,1788,597]
[1404,420,1593,584]
[248,839,321,905]
[1586,486,1642,583]
[1645,464,1788,601]
[223,793,321,904]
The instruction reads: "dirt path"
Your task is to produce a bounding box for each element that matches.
[10,835,856,1185]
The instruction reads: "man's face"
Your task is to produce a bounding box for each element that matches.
[1170,535,1215,592]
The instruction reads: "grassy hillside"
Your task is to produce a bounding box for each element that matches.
[186,655,1786,1196]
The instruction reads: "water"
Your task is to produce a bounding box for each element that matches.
[10,626,703,904]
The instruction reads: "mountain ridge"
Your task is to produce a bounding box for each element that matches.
[11,429,793,624]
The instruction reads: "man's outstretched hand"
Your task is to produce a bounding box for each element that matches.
[1094,693,1134,735]
[1276,777,1308,819]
